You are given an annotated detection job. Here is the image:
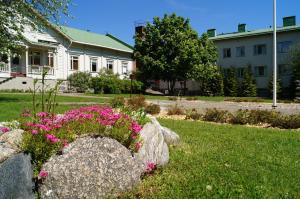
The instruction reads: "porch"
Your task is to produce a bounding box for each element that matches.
[0,44,57,79]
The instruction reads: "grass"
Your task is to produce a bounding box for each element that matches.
[0,93,109,121]
[126,119,300,199]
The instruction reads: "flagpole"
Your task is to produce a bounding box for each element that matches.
[272,0,277,108]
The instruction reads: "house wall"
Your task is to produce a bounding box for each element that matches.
[213,30,300,96]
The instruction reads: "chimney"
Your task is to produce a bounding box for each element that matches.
[207,29,216,37]
[238,24,246,32]
[283,16,296,27]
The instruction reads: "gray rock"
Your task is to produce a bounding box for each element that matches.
[39,137,143,199]
[135,122,169,169]
[0,153,34,199]
[161,127,180,146]
[0,129,24,149]
[0,142,18,163]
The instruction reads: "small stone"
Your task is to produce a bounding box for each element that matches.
[206,185,213,191]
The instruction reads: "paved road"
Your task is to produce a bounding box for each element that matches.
[148,99,300,115]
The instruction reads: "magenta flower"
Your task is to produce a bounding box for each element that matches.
[131,121,142,133]
[0,127,10,133]
[36,112,49,118]
[38,170,49,178]
[146,162,156,173]
[135,142,142,151]
[45,134,60,143]
[31,129,38,135]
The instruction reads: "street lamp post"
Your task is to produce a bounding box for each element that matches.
[272,0,277,108]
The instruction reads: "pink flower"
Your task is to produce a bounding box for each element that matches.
[31,129,38,135]
[135,142,142,151]
[38,170,48,178]
[131,121,142,134]
[45,134,60,143]
[62,140,69,147]
[0,127,10,133]
[146,162,156,173]
[21,110,31,117]
[36,112,49,118]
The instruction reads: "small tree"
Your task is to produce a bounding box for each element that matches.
[268,73,282,98]
[68,72,91,93]
[289,42,300,99]
[239,66,257,97]
[223,66,238,97]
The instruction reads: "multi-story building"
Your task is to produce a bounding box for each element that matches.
[208,16,300,96]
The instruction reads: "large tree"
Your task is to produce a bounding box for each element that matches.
[134,13,217,94]
[0,0,70,53]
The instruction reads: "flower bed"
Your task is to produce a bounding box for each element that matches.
[20,105,143,174]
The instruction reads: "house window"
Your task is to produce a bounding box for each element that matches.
[47,52,54,67]
[279,64,292,76]
[106,59,114,71]
[254,66,267,77]
[223,48,231,58]
[70,55,79,70]
[254,44,267,55]
[29,52,41,65]
[236,46,245,57]
[122,61,128,75]
[278,41,292,53]
[90,58,97,72]
[237,68,245,78]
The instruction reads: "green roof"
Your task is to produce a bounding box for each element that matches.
[210,24,300,41]
[60,26,133,53]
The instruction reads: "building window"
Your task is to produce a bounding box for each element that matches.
[279,64,292,76]
[29,52,41,65]
[254,44,267,55]
[223,48,231,58]
[236,46,245,57]
[70,55,79,70]
[47,52,54,67]
[90,58,97,72]
[237,68,245,78]
[122,61,128,75]
[254,66,267,77]
[106,59,114,71]
[278,41,292,53]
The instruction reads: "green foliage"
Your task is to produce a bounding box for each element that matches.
[68,72,91,93]
[134,13,217,94]
[268,73,282,98]
[203,108,232,123]
[0,0,70,53]
[167,105,184,115]
[109,97,125,108]
[223,67,238,97]
[145,104,161,115]
[90,70,143,94]
[185,109,202,120]
[239,66,257,97]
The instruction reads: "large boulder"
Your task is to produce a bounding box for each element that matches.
[0,129,24,149]
[161,127,180,146]
[0,153,34,199]
[39,137,143,199]
[135,121,169,169]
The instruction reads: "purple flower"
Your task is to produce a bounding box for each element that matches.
[0,127,10,133]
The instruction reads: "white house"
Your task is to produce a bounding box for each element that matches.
[0,22,135,91]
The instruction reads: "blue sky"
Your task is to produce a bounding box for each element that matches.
[61,0,300,45]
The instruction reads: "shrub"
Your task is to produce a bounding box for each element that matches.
[68,72,91,93]
[21,106,143,175]
[270,114,300,129]
[230,109,250,125]
[110,97,125,108]
[203,108,232,123]
[145,104,161,115]
[239,66,257,97]
[127,96,147,111]
[223,67,238,97]
[185,109,202,120]
[186,96,198,101]
[248,110,279,124]
[167,105,184,115]
[168,96,178,101]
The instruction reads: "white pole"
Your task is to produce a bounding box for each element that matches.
[272,0,277,108]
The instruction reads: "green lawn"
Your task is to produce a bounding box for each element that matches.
[0,93,109,121]
[127,119,300,199]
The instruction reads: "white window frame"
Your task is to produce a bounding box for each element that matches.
[90,57,98,72]
[70,55,79,71]
[106,59,114,71]
[122,61,128,75]
[47,52,54,67]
